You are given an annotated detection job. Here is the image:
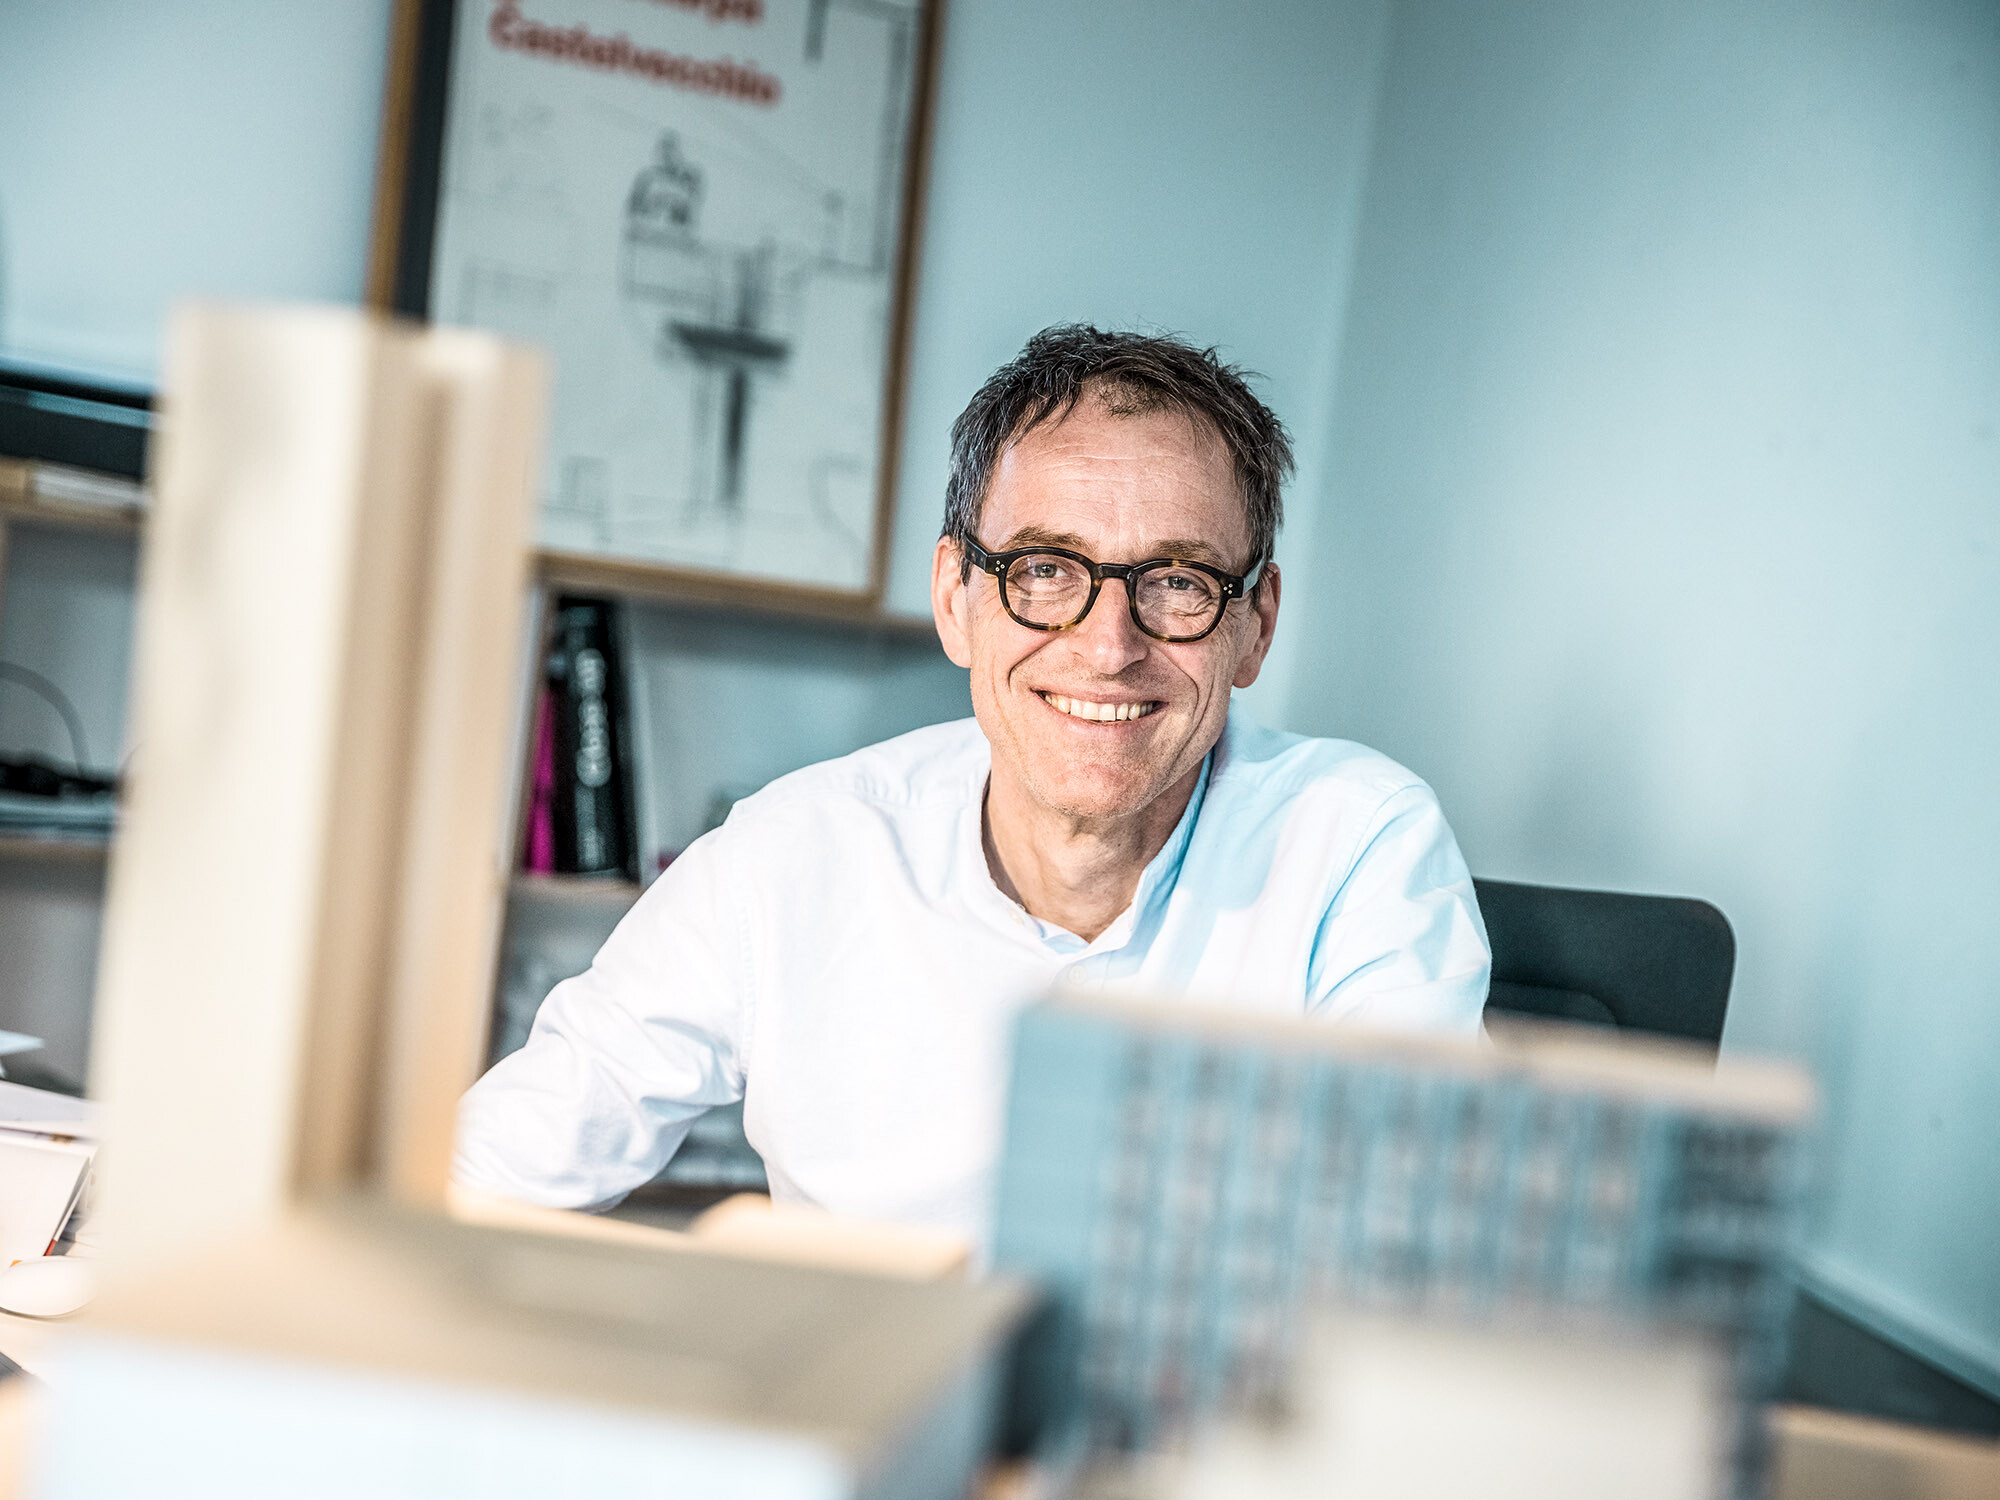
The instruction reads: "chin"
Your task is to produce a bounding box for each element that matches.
[1028,763,1166,823]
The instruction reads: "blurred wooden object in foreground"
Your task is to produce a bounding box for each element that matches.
[446,1185,974,1281]
[1069,1315,1730,1500]
[0,1378,33,1500]
[1767,1405,2000,1500]
[27,305,1027,1500]
[979,1402,2000,1500]
[688,1193,973,1280]
[88,304,548,1275]
[41,1201,1024,1496]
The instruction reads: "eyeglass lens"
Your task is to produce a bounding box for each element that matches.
[1003,552,1225,637]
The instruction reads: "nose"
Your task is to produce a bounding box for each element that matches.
[1068,576,1151,674]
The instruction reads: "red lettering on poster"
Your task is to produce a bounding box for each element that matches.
[488,0,781,106]
[640,0,764,23]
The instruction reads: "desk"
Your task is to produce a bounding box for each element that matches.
[0,1310,64,1500]
[3,1303,1996,1500]
[0,1306,63,1381]
[1768,1405,2000,1500]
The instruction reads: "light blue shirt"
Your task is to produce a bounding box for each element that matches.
[456,708,1491,1244]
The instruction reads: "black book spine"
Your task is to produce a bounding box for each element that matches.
[546,596,639,881]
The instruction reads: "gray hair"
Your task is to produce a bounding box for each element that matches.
[943,325,1293,581]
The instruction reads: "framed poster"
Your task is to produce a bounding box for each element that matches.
[370,0,940,606]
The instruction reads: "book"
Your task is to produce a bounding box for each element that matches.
[614,600,671,884]
[519,682,557,874]
[545,595,639,881]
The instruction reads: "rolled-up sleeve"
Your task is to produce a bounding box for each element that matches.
[1305,783,1490,1034]
[452,829,750,1209]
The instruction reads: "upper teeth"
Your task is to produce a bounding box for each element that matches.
[1044,694,1158,722]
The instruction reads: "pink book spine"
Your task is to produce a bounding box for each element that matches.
[523,685,557,874]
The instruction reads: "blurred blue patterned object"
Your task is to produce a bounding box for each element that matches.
[992,997,1814,1497]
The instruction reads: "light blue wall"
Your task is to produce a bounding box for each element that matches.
[1291,0,2000,1392]
[0,0,1396,1068]
[622,604,968,870]
[0,1,395,379]
[0,0,1393,729]
[882,0,1394,712]
[0,1,395,1078]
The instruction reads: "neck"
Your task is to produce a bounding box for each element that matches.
[982,762,1203,943]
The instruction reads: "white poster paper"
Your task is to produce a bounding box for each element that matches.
[430,0,927,594]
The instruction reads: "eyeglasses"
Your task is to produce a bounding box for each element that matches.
[963,537,1259,643]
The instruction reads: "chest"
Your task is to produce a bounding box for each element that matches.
[735,887,1318,1216]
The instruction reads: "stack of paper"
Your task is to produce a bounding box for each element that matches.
[0,1080,96,1266]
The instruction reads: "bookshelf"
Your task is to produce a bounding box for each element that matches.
[0,457,145,623]
[0,489,145,536]
[509,575,952,903]
[0,372,149,1088]
[508,872,641,907]
[0,833,109,864]
[0,367,965,1158]
[0,457,142,892]
[495,588,966,1081]
[538,549,942,639]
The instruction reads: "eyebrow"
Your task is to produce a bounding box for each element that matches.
[997,526,1239,570]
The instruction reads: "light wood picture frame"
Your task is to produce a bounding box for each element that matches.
[368,0,943,614]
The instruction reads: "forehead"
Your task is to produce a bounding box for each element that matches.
[983,397,1249,559]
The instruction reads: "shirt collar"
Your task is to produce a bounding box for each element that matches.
[957,737,1217,957]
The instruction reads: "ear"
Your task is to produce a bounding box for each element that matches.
[932,536,975,668]
[1230,563,1282,690]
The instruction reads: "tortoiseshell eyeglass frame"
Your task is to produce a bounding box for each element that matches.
[962,537,1260,644]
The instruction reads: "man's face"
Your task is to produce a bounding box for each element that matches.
[932,396,1282,829]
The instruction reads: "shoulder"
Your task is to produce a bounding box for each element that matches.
[1195,707,1461,889]
[1208,706,1437,823]
[649,719,985,929]
[718,718,988,843]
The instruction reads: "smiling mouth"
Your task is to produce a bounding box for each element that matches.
[1039,692,1162,723]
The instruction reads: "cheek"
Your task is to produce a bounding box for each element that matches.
[1211,618,1262,689]
[1161,645,1231,705]
[967,629,1039,707]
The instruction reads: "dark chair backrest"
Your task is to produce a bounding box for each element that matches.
[1474,878,1735,1051]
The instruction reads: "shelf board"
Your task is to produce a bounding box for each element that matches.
[0,492,146,535]
[0,468,941,635]
[0,832,111,863]
[537,549,940,640]
[0,458,146,533]
[508,872,643,908]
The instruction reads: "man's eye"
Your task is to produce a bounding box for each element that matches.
[1163,573,1194,591]
[1028,562,1060,579]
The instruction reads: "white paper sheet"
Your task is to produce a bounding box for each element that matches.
[0,1133,93,1265]
[0,1079,95,1138]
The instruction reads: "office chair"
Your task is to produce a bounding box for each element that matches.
[1474,877,1735,1050]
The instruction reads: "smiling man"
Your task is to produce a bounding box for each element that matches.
[454,326,1490,1243]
